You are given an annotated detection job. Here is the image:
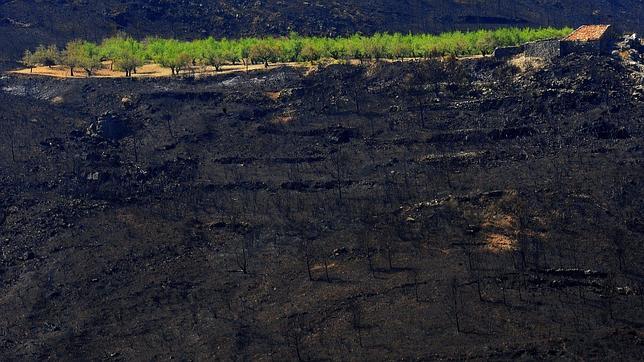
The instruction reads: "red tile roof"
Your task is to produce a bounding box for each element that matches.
[563,25,611,41]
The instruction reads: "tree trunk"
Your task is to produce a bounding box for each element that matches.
[417,95,425,128]
[133,133,138,162]
[10,136,16,162]
[354,88,361,114]
[324,257,330,282]
[294,337,302,362]
[413,272,420,302]
[305,254,313,281]
[241,246,247,274]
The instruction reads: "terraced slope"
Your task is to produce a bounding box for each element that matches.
[0,54,642,359]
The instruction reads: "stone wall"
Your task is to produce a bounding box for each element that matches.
[561,40,602,55]
[493,45,524,59]
[524,39,561,59]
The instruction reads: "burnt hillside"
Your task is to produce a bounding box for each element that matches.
[1,0,643,63]
[0,54,643,359]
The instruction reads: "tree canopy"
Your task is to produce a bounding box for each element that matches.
[21,27,572,76]
[63,40,102,76]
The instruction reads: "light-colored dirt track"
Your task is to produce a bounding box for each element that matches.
[8,56,487,79]
[9,61,315,79]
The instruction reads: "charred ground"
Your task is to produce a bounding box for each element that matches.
[0,54,643,359]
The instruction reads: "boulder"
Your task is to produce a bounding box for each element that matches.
[329,126,360,144]
[87,112,130,140]
[121,96,133,108]
[86,171,107,182]
[628,49,641,62]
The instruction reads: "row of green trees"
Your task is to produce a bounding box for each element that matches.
[21,27,572,76]
[22,41,104,76]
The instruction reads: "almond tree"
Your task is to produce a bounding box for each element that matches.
[476,32,498,56]
[32,45,60,67]
[146,38,192,75]
[364,36,386,61]
[346,35,367,64]
[300,43,321,62]
[116,50,144,77]
[249,42,280,67]
[101,35,144,76]
[21,50,37,72]
[199,39,226,72]
[63,40,102,76]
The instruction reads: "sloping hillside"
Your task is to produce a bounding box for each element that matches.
[0,54,642,359]
[1,0,642,63]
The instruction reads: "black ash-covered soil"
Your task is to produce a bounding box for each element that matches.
[0,54,643,360]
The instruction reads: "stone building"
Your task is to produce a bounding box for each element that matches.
[561,25,616,55]
[494,24,618,60]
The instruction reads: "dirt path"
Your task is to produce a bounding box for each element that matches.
[9,61,315,79]
[8,56,489,79]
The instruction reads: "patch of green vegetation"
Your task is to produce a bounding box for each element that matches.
[23,27,572,76]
